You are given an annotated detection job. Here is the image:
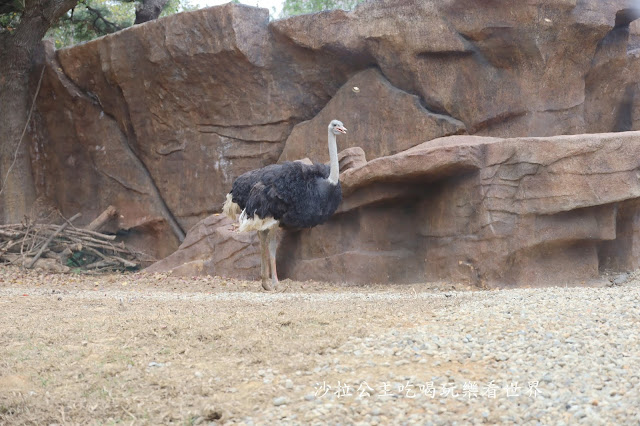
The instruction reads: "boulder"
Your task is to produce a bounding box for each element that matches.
[271,0,638,135]
[145,214,260,279]
[338,147,367,172]
[586,18,640,133]
[33,42,182,258]
[278,68,465,163]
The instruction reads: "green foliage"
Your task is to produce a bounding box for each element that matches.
[42,0,196,48]
[0,11,21,33]
[280,0,365,18]
[0,0,24,34]
[160,0,198,17]
[46,0,134,48]
[160,0,180,16]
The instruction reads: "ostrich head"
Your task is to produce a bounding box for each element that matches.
[329,120,347,135]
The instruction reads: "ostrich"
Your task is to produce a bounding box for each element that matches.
[223,120,347,291]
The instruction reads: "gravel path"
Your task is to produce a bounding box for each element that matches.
[241,285,640,425]
[1,270,639,424]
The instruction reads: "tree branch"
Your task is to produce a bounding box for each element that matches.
[84,3,122,33]
[26,212,81,269]
[134,0,169,24]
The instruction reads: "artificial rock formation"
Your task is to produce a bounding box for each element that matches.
[278,68,465,163]
[279,132,640,286]
[26,0,640,285]
[32,3,361,256]
[152,131,640,286]
[271,0,640,136]
[145,214,260,279]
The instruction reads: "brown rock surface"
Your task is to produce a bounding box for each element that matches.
[33,42,182,258]
[278,68,465,163]
[272,0,640,136]
[278,132,640,287]
[145,214,260,279]
[151,131,640,287]
[338,147,367,172]
[32,3,365,258]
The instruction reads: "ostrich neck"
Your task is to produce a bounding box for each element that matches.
[328,130,339,185]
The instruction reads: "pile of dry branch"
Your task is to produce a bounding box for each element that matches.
[0,208,140,273]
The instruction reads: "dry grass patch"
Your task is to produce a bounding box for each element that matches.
[1,267,469,424]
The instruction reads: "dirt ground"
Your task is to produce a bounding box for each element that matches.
[0,266,475,425]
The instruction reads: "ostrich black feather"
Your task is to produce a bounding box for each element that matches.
[230,161,342,229]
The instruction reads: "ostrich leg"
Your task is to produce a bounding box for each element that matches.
[267,227,279,290]
[258,230,272,291]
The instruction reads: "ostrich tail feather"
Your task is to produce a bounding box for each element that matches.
[238,210,279,233]
[223,193,241,220]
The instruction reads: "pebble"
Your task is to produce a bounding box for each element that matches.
[273,397,287,406]
[612,273,629,285]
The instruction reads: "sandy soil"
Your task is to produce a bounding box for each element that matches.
[0,267,473,424]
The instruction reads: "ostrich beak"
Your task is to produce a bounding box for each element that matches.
[337,126,347,134]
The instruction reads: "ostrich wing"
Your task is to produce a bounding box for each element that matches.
[243,162,341,229]
[230,163,284,210]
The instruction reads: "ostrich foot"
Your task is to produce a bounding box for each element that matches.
[262,279,274,291]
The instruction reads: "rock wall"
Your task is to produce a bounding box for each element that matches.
[151,131,640,287]
[32,3,364,257]
[280,133,640,286]
[28,0,640,284]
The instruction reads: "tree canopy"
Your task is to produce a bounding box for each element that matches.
[44,0,199,48]
[0,0,26,35]
[1,0,194,48]
[280,0,365,18]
